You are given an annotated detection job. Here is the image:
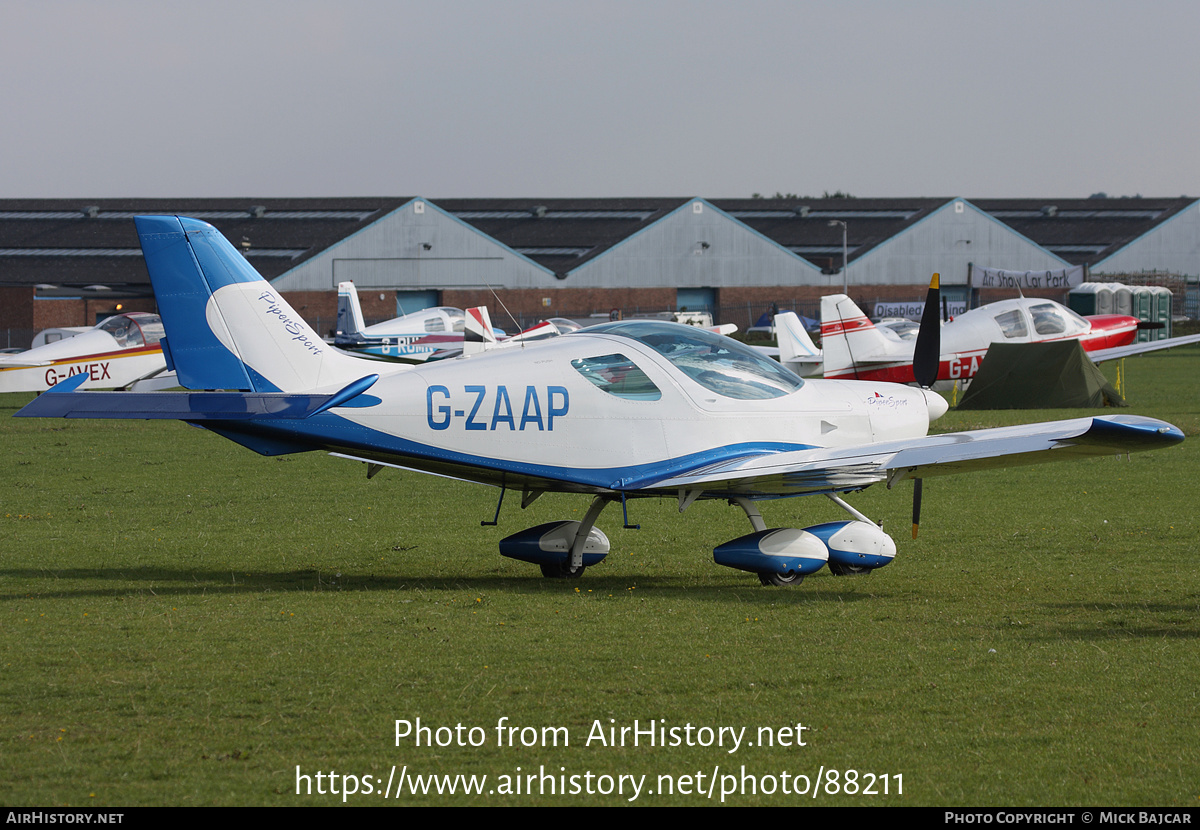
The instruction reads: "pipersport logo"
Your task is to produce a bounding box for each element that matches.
[866,392,908,410]
[257,291,323,356]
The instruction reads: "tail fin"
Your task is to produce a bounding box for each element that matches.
[335,281,368,339]
[135,216,368,393]
[462,306,498,356]
[774,312,822,370]
[819,294,911,379]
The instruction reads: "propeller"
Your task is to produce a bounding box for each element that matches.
[910,273,941,538]
[912,272,941,389]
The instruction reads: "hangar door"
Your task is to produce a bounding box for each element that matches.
[677,288,715,314]
[397,290,439,316]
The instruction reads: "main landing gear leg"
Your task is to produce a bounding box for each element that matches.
[540,495,611,579]
[731,497,767,533]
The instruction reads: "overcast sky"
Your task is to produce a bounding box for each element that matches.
[3,0,1197,200]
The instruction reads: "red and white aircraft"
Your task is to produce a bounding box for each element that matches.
[802,289,1196,384]
[0,312,173,393]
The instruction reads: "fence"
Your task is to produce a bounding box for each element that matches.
[1,328,37,351]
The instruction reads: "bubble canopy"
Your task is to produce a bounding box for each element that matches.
[583,321,805,400]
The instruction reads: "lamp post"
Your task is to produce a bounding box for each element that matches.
[828,219,848,293]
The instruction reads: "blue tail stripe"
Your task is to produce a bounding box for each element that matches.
[134,216,254,391]
[179,216,268,290]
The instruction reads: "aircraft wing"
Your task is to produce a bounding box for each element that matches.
[1088,332,1200,363]
[0,354,52,367]
[649,415,1182,498]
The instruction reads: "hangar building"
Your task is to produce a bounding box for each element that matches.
[1,196,1195,348]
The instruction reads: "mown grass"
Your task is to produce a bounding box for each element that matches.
[1,346,1198,806]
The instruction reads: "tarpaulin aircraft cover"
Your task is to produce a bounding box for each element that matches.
[955,340,1126,410]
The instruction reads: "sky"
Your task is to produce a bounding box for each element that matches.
[3,0,1197,200]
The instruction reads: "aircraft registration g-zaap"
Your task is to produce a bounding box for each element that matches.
[16,217,1186,586]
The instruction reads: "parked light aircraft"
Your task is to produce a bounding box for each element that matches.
[333,281,473,362]
[424,315,731,363]
[0,312,172,393]
[16,218,1184,586]
[780,293,1199,384]
[423,311,584,362]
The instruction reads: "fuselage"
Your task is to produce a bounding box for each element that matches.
[823,298,1139,383]
[236,322,945,496]
[334,307,469,362]
[0,312,167,393]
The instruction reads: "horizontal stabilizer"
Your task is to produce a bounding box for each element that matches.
[16,374,380,421]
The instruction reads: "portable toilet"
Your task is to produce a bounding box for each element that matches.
[1132,287,1152,342]
[1069,283,1115,316]
[1113,285,1133,318]
[1149,286,1173,339]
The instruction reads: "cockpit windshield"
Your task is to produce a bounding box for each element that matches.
[586,321,804,400]
[1029,303,1086,337]
[98,313,165,348]
[441,308,467,333]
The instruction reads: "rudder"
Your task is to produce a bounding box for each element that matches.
[335,281,368,340]
[820,294,909,379]
[774,312,822,372]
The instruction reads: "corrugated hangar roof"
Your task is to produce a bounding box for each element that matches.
[970,197,1196,265]
[710,197,946,272]
[0,198,408,290]
[435,197,692,275]
[0,196,1195,291]
[434,197,949,275]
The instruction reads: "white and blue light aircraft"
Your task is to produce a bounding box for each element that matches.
[333,280,470,362]
[17,217,1185,586]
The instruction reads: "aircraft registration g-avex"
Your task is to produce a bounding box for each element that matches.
[16,217,1186,586]
[0,312,171,393]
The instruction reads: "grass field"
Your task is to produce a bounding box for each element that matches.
[2,348,1198,806]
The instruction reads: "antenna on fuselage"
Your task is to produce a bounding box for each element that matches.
[481,279,526,349]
